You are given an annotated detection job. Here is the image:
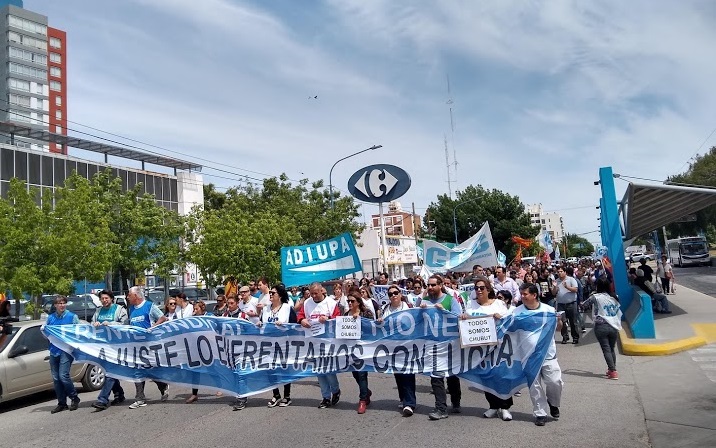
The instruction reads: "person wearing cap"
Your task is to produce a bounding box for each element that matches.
[633,269,672,313]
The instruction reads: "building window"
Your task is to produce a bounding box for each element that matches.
[50,67,61,77]
[35,98,44,110]
[55,96,62,106]
[35,83,44,94]
[50,52,61,63]
[8,78,30,92]
[8,31,47,51]
[8,93,31,107]
[50,81,61,91]
[55,110,62,119]
[49,37,61,48]
[9,62,47,80]
[8,109,32,123]
[55,125,62,133]
[8,15,47,36]
[8,46,47,65]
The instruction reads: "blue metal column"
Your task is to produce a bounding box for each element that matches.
[599,167,632,310]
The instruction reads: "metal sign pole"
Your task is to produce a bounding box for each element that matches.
[379,202,389,274]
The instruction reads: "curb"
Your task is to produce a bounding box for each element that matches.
[619,329,707,356]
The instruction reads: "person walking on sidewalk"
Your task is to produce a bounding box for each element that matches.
[581,278,622,380]
[46,296,81,414]
[658,255,674,295]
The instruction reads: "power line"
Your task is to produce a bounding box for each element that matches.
[676,125,716,174]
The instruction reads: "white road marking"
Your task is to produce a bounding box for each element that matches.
[690,344,716,382]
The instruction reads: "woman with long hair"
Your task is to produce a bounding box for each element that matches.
[462,276,513,421]
[345,289,374,414]
[262,284,294,407]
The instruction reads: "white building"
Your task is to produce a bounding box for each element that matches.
[527,203,565,243]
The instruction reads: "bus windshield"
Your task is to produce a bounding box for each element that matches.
[682,242,708,256]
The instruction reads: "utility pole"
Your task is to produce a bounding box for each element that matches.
[444,135,453,199]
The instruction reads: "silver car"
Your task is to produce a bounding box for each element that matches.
[0,320,105,403]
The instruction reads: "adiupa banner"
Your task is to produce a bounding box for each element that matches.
[423,222,499,273]
[42,309,556,399]
[281,233,361,286]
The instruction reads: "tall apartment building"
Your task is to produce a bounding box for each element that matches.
[527,203,565,242]
[0,0,67,154]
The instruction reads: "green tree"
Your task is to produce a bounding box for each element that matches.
[423,185,539,258]
[187,175,363,284]
[91,169,185,292]
[562,233,595,258]
[666,146,716,242]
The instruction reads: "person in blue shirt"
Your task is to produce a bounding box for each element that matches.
[126,286,169,409]
[45,295,80,414]
[91,290,129,410]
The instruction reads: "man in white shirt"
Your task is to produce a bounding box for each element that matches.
[552,266,580,344]
[256,277,271,315]
[238,285,260,324]
[517,283,563,427]
[493,267,520,306]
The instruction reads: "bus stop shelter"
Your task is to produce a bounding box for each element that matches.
[598,166,716,338]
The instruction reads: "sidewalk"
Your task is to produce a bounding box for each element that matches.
[619,284,716,355]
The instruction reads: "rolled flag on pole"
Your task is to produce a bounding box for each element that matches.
[537,231,553,254]
[554,243,561,261]
[497,251,507,267]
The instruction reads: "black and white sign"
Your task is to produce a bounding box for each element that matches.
[458,316,498,347]
[347,164,411,203]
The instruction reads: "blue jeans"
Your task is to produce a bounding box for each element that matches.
[352,371,369,401]
[317,374,340,399]
[394,373,416,408]
[97,377,125,405]
[49,352,77,406]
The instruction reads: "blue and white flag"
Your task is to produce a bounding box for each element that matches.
[538,232,553,254]
[42,309,556,399]
[423,222,499,272]
[497,251,507,267]
[281,233,361,286]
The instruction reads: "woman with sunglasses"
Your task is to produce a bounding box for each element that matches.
[344,290,374,414]
[213,294,227,316]
[377,285,416,416]
[461,276,513,421]
[185,301,213,404]
[261,284,294,407]
[164,299,178,320]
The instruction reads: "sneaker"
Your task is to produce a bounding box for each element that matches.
[129,400,147,409]
[232,399,246,411]
[318,398,331,409]
[357,400,367,414]
[483,408,499,418]
[514,391,522,397]
[92,401,109,411]
[267,396,281,407]
[428,410,449,420]
[500,409,513,421]
[331,390,341,406]
[402,406,414,417]
[278,398,292,407]
[572,339,579,345]
[185,395,198,404]
[608,370,619,380]
[69,397,80,411]
[561,338,569,344]
[110,396,126,406]
[160,389,169,402]
[50,404,68,414]
[451,405,462,414]
[582,328,587,334]
[535,416,547,426]
[549,404,560,419]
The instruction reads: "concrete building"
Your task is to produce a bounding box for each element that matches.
[527,203,565,242]
[0,1,67,153]
[357,201,421,279]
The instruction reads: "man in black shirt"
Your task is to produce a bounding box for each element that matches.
[639,258,654,283]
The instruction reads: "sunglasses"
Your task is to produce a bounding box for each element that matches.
[428,283,439,287]
[476,286,487,291]
[270,291,277,295]
[168,302,176,305]
[346,299,357,304]
[389,290,400,296]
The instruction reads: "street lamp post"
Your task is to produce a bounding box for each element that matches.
[329,145,382,209]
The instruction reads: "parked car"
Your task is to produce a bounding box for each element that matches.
[0,320,105,403]
[179,287,209,303]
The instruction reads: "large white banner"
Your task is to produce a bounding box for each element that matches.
[423,222,499,272]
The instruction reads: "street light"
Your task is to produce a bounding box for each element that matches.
[452,198,481,244]
[329,145,383,209]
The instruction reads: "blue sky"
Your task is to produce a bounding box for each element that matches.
[27,0,716,245]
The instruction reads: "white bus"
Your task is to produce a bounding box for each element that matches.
[666,236,710,267]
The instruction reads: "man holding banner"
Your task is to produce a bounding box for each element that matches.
[296,282,342,409]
